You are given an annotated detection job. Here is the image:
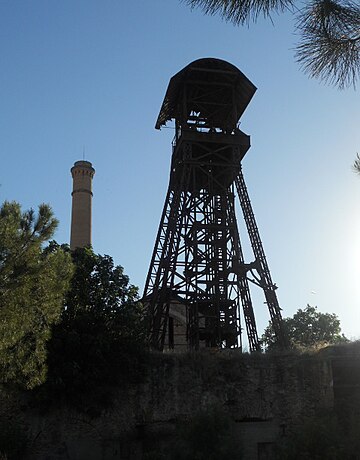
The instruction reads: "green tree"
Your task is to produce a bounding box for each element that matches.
[183,0,360,88]
[0,201,73,389]
[41,246,147,416]
[261,304,347,350]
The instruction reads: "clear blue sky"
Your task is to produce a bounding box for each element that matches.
[1,1,359,341]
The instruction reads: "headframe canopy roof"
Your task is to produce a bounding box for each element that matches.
[155,58,257,130]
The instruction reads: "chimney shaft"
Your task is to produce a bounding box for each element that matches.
[70,160,95,250]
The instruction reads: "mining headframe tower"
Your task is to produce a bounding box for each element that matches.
[143,58,286,352]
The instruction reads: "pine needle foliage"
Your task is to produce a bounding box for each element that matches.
[183,0,360,88]
[295,0,360,88]
[353,152,360,174]
[0,201,73,389]
[184,0,294,25]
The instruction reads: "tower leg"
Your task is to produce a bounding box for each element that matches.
[235,167,287,348]
[226,192,260,351]
[143,161,192,350]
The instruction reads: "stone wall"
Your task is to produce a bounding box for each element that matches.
[2,346,359,460]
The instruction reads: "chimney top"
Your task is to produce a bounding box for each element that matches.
[73,160,93,168]
[71,160,95,178]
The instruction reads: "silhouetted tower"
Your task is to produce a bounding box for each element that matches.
[143,58,286,351]
[70,160,95,250]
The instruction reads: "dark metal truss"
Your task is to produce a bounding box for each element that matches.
[143,131,286,351]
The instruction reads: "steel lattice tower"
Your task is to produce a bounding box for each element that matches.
[143,58,286,352]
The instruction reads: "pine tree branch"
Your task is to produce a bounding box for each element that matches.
[353,152,360,174]
[295,0,360,88]
[182,0,295,25]
[182,0,360,89]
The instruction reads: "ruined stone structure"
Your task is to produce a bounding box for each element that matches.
[3,345,360,460]
[70,160,95,250]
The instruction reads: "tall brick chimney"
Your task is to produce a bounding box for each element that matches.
[70,160,95,250]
